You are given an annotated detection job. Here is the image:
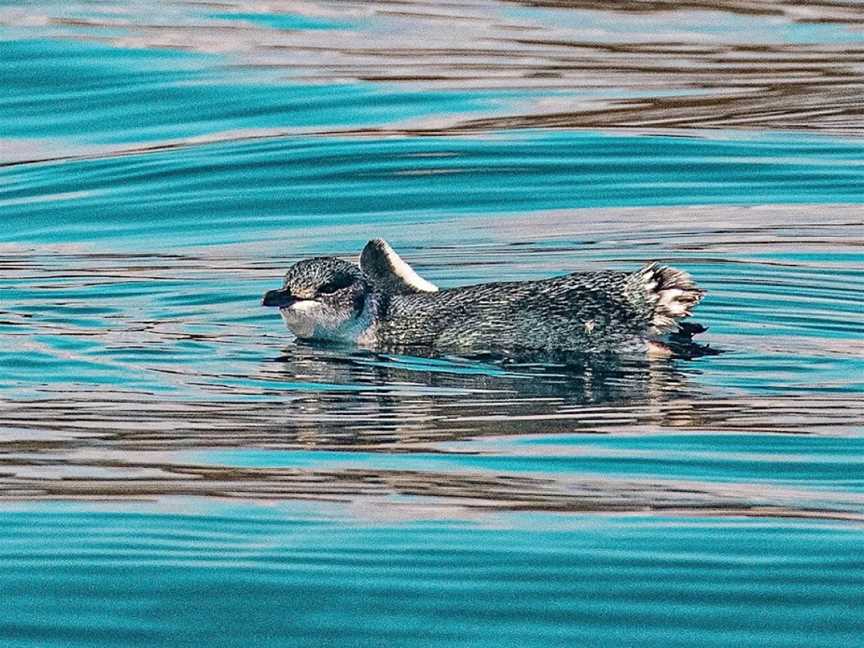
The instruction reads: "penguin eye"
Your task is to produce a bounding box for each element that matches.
[317,276,352,295]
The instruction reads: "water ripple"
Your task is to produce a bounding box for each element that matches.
[3,2,864,644]
[1,505,862,647]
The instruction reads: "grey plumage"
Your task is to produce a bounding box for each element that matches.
[262,239,706,355]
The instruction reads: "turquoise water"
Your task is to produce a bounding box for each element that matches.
[2,505,863,648]
[2,1,864,646]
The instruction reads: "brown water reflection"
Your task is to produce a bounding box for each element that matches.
[1,345,863,520]
[4,0,864,143]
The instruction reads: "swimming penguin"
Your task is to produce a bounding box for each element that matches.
[262,239,706,356]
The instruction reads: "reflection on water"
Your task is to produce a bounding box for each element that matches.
[4,0,864,168]
[2,342,863,520]
[2,1,864,646]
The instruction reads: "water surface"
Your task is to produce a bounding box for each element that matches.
[1,1,863,646]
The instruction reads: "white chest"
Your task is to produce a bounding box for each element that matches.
[280,298,378,346]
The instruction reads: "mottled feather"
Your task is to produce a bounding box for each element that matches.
[263,240,706,355]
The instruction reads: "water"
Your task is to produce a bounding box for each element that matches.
[2,1,863,645]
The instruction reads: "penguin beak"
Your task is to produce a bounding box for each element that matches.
[262,288,296,308]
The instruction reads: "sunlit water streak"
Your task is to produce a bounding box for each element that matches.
[2,1,864,646]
